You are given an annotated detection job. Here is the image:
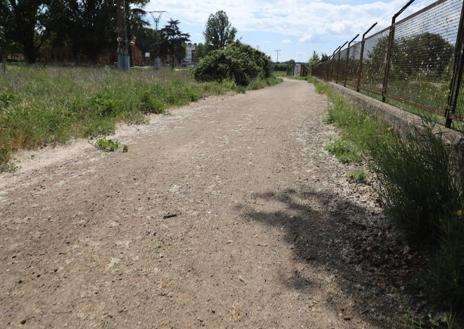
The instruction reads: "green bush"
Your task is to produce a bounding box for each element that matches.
[193,41,272,86]
[370,124,460,244]
[369,124,464,312]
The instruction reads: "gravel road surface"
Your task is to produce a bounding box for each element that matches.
[1,79,402,329]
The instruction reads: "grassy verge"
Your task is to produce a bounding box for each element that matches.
[0,65,281,169]
[309,76,464,327]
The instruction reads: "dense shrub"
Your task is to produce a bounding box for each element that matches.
[369,124,464,311]
[370,124,461,243]
[193,41,272,86]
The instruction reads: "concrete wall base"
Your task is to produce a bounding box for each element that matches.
[324,81,464,174]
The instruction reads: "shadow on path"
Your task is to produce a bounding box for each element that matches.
[239,187,427,329]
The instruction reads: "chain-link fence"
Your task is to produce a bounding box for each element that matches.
[312,0,464,129]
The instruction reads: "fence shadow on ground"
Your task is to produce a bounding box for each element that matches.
[238,187,429,329]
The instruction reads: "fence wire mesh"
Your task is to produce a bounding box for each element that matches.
[360,29,390,95]
[346,42,362,88]
[311,0,464,128]
[388,0,461,115]
[459,69,464,118]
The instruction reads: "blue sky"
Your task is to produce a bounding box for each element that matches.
[146,0,434,62]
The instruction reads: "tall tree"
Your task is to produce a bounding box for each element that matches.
[44,0,148,63]
[204,11,236,51]
[161,19,190,69]
[1,0,47,63]
[309,51,320,66]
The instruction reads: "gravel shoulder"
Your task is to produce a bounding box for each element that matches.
[1,79,406,329]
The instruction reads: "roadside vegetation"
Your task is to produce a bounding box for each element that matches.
[0,66,280,170]
[194,41,274,86]
[309,76,464,327]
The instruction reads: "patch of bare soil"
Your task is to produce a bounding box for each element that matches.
[1,80,422,328]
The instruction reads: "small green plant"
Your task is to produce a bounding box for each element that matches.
[141,91,166,114]
[95,138,120,152]
[122,144,129,153]
[405,312,457,329]
[0,89,20,106]
[0,162,18,173]
[349,169,367,183]
[325,139,362,164]
[308,76,329,94]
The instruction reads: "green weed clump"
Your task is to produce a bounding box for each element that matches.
[349,169,367,183]
[371,124,464,312]
[370,124,459,243]
[325,139,362,164]
[95,138,120,152]
[310,76,464,320]
[0,65,281,169]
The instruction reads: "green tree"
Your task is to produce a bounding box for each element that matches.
[320,53,329,61]
[3,0,148,63]
[161,19,190,69]
[309,51,320,66]
[204,11,236,51]
[134,27,162,59]
[1,0,47,63]
[195,42,208,61]
[396,32,453,78]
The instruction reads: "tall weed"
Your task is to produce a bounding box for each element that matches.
[311,76,464,319]
[0,66,281,170]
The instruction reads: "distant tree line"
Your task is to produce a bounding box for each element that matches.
[0,0,191,66]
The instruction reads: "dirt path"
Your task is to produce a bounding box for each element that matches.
[1,80,402,329]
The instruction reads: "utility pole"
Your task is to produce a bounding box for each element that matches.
[148,10,167,31]
[275,49,281,63]
[147,10,167,69]
[117,0,130,70]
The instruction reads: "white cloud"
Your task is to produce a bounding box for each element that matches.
[282,39,292,44]
[147,0,434,43]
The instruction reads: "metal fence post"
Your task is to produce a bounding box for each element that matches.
[382,0,415,102]
[344,34,359,87]
[357,22,377,92]
[445,1,464,128]
[326,60,331,81]
[329,46,341,81]
[336,41,348,83]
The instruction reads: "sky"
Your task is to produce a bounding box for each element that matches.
[145,0,436,62]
